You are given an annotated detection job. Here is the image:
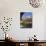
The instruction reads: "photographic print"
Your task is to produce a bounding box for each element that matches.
[20,12,32,28]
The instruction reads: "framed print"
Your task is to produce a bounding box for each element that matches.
[20,12,32,28]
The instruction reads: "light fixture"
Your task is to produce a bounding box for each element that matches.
[29,0,43,8]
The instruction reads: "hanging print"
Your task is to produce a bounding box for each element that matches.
[20,12,32,28]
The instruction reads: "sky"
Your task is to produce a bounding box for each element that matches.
[23,12,32,17]
[22,12,32,20]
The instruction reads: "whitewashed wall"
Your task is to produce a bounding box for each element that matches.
[0,0,46,40]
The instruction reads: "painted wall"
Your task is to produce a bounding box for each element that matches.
[0,0,46,40]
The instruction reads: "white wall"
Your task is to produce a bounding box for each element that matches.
[0,0,46,40]
[44,13,46,40]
